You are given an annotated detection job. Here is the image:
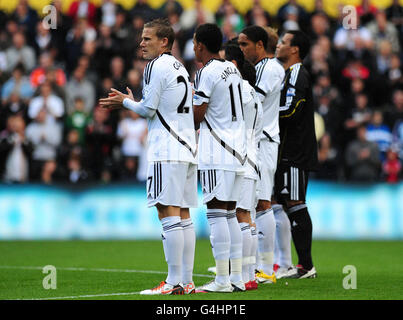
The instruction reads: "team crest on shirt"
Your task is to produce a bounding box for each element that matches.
[286,88,295,97]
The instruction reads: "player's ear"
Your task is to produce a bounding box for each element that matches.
[161,37,169,49]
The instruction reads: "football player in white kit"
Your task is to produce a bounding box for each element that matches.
[223,43,263,291]
[192,24,246,293]
[238,26,285,284]
[99,19,198,295]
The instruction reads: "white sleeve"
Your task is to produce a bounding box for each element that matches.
[123,98,156,119]
[255,64,283,100]
[193,69,214,106]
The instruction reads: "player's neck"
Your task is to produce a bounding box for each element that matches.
[254,52,270,65]
[283,57,302,71]
[201,53,221,66]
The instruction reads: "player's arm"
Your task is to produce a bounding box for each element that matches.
[193,102,208,125]
[192,70,213,126]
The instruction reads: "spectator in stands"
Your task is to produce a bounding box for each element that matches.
[245,0,271,27]
[382,146,402,183]
[65,97,92,145]
[366,110,392,161]
[95,24,119,79]
[30,52,66,91]
[367,9,400,55]
[309,12,332,43]
[126,68,143,100]
[109,56,126,92]
[65,66,95,114]
[41,159,57,184]
[63,153,91,184]
[333,15,373,58]
[65,20,85,74]
[385,88,403,129]
[28,81,64,124]
[25,108,62,181]
[5,31,36,73]
[97,0,119,28]
[1,64,33,104]
[11,0,38,44]
[49,0,73,64]
[0,115,32,183]
[130,0,160,22]
[392,119,403,160]
[216,0,245,34]
[387,53,403,90]
[67,0,97,27]
[312,133,340,180]
[0,93,29,131]
[277,0,309,31]
[32,21,59,59]
[116,109,147,181]
[85,106,115,181]
[356,0,378,25]
[159,0,184,17]
[179,0,215,33]
[57,128,87,177]
[345,125,381,182]
[386,0,403,47]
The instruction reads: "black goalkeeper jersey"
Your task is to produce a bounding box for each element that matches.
[278,63,318,171]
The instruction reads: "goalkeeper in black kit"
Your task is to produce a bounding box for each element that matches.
[274,30,318,279]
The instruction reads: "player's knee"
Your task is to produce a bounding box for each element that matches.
[256,200,271,212]
[236,209,250,223]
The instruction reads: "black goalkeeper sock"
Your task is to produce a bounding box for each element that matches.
[287,204,313,270]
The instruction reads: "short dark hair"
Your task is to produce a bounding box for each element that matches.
[144,18,175,49]
[224,44,256,87]
[241,25,268,50]
[195,23,223,53]
[286,30,310,60]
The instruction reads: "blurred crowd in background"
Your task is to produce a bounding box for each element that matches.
[0,0,403,186]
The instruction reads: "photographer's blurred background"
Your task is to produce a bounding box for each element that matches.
[0,0,402,240]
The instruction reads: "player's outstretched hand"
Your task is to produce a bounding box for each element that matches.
[99,88,134,110]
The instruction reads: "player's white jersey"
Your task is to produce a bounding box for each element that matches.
[142,52,197,163]
[193,59,246,172]
[242,80,263,180]
[254,57,284,144]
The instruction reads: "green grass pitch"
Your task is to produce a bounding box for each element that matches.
[0,239,402,300]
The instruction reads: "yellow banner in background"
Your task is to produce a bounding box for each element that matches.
[0,0,400,19]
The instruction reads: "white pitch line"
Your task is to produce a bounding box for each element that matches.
[0,265,214,278]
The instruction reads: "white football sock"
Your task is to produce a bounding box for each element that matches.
[273,204,292,268]
[227,210,243,284]
[240,222,252,283]
[250,225,258,281]
[161,216,183,286]
[207,209,230,285]
[256,208,276,275]
[181,217,195,284]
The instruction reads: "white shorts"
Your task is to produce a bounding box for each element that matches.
[146,161,198,208]
[236,177,257,211]
[256,140,278,201]
[200,169,243,204]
